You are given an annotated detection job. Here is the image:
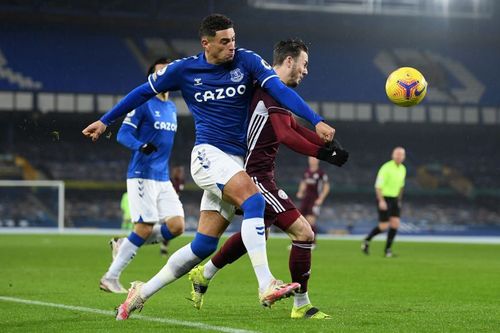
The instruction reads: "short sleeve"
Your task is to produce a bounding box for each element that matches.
[375,165,386,188]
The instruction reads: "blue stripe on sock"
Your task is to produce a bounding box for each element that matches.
[127,232,146,247]
[160,223,175,241]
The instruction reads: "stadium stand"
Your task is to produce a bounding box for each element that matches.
[0,5,499,233]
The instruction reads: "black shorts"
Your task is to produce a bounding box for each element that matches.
[377,197,401,222]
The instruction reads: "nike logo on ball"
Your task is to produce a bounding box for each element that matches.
[415,86,426,96]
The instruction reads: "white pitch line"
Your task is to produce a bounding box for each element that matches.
[0,296,260,333]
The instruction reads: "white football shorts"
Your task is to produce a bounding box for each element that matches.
[127,178,184,223]
[190,144,244,221]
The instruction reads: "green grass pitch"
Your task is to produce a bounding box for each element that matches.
[0,234,499,332]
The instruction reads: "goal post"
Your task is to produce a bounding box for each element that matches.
[0,180,65,232]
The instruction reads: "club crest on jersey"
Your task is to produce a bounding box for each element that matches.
[278,190,288,200]
[230,68,244,83]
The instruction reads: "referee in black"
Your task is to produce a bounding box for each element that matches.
[362,147,406,257]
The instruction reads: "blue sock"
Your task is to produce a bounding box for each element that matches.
[190,232,219,259]
[127,231,146,247]
[160,224,175,241]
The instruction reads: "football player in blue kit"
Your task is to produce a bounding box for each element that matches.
[82,14,335,319]
[99,58,185,294]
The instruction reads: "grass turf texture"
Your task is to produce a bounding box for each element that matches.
[0,234,499,332]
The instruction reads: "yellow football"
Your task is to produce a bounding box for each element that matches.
[385,67,427,107]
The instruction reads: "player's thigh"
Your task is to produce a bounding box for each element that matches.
[197,210,231,238]
[387,198,401,219]
[254,177,294,220]
[284,214,314,242]
[377,199,390,223]
[127,178,160,223]
[157,181,185,220]
[190,144,250,205]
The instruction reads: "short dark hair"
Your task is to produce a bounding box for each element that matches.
[147,57,170,77]
[199,14,233,38]
[273,39,308,66]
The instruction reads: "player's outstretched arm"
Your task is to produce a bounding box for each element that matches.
[263,77,334,141]
[292,119,325,146]
[270,113,321,157]
[82,120,107,142]
[271,113,347,167]
[82,83,156,141]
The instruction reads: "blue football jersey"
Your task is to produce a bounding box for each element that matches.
[147,48,278,157]
[119,97,177,181]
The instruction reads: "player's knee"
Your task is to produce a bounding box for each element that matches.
[303,228,315,242]
[133,223,154,239]
[240,192,265,219]
[190,232,219,259]
[293,221,315,242]
[378,223,389,231]
[166,217,185,236]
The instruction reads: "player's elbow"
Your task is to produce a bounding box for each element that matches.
[116,130,127,145]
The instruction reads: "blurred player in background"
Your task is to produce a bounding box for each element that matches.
[362,147,406,257]
[83,14,335,319]
[99,58,185,293]
[170,165,185,193]
[160,165,186,256]
[296,157,330,244]
[120,192,133,231]
[188,39,348,319]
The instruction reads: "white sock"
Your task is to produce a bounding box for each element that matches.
[294,292,310,308]
[240,217,273,292]
[144,224,163,245]
[141,243,202,299]
[104,238,138,279]
[203,260,219,280]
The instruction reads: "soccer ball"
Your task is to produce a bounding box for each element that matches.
[385,67,427,107]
